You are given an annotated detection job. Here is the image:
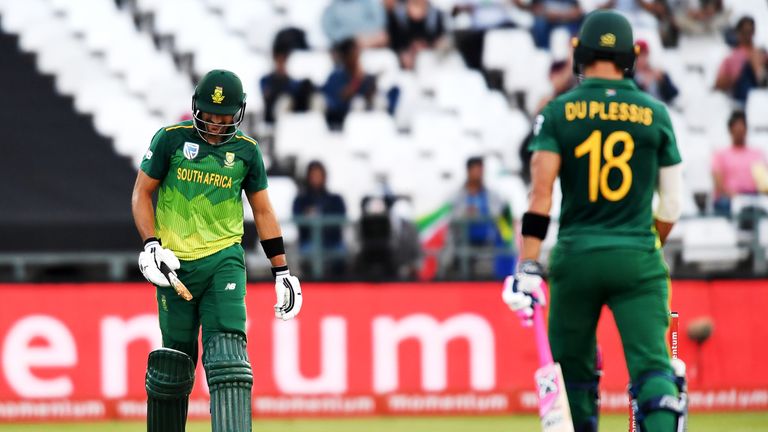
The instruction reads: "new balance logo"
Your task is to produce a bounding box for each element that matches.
[224,283,236,291]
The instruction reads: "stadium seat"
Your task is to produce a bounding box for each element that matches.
[286,50,335,86]
[747,90,768,133]
[262,176,299,243]
[343,111,398,157]
[274,111,330,161]
[682,217,744,270]
[482,28,535,72]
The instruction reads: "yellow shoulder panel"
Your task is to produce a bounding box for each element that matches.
[165,124,194,132]
[237,135,258,145]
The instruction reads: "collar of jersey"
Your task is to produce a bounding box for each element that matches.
[580,77,638,90]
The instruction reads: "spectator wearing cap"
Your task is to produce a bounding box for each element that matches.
[712,111,767,216]
[633,40,679,104]
[322,0,389,48]
[387,0,447,69]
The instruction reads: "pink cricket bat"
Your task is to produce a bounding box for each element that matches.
[526,283,575,432]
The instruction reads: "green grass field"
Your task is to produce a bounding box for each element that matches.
[1,413,766,432]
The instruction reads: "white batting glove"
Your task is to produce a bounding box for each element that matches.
[138,238,180,287]
[273,267,303,321]
[502,260,546,325]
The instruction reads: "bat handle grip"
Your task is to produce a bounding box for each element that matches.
[533,300,554,366]
[159,262,174,277]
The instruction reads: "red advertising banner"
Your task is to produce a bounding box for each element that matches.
[0,281,767,421]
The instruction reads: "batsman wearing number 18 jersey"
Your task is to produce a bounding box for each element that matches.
[131,69,302,432]
[502,11,686,432]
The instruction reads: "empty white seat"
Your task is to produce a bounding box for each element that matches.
[343,111,397,156]
[286,50,335,86]
[482,28,535,71]
[747,90,768,132]
[681,218,744,269]
[274,112,330,160]
[263,176,299,242]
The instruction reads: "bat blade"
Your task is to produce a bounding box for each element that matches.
[159,262,193,301]
[535,362,575,432]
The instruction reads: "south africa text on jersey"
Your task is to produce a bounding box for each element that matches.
[564,101,653,125]
[177,167,234,188]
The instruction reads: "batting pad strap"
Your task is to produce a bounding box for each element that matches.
[145,348,194,432]
[145,348,195,399]
[260,236,285,258]
[521,212,550,240]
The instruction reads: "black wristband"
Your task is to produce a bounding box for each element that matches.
[144,237,160,247]
[521,212,550,240]
[260,236,285,259]
[271,265,289,278]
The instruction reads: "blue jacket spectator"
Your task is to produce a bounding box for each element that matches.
[516,0,583,49]
[293,161,347,251]
[322,0,389,48]
[322,38,377,129]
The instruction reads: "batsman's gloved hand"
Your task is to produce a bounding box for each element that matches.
[138,238,180,287]
[502,260,546,325]
[273,267,302,321]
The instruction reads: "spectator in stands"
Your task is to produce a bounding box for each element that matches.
[515,0,583,49]
[451,157,505,245]
[387,0,447,69]
[633,39,679,104]
[535,52,577,114]
[260,29,314,124]
[607,0,664,31]
[672,0,729,38]
[452,0,516,70]
[448,157,513,278]
[293,161,347,275]
[733,46,768,104]
[322,38,377,129]
[322,0,389,48]
[715,16,755,94]
[712,111,767,216]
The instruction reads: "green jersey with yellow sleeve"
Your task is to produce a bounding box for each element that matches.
[140,120,267,260]
[529,77,682,252]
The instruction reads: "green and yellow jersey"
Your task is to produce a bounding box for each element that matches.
[530,77,682,251]
[140,120,267,260]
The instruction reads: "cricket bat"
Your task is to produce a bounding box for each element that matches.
[530,283,574,432]
[159,262,193,301]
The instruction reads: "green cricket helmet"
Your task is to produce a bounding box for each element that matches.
[192,69,247,144]
[572,10,639,76]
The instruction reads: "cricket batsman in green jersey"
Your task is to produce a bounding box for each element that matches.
[131,69,303,432]
[502,11,686,432]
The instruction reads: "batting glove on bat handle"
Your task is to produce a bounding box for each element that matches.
[502,260,546,326]
[138,238,181,288]
[273,268,303,321]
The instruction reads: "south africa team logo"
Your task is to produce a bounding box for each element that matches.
[183,142,199,160]
[211,86,225,104]
[224,152,235,168]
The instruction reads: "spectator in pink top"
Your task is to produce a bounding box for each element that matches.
[712,110,766,216]
[715,16,755,94]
